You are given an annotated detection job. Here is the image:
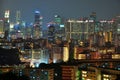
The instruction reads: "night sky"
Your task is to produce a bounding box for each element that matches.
[0,0,120,29]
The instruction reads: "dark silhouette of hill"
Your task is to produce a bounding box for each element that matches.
[0,47,21,65]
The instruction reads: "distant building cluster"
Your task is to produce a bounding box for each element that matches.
[0,10,43,39]
[0,10,120,67]
[0,10,120,80]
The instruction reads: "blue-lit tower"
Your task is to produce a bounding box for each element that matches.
[33,11,43,39]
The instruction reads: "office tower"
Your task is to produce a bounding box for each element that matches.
[54,15,61,33]
[65,19,89,42]
[47,25,55,43]
[9,22,15,39]
[112,16,120,46]
[20,21,27,39]
[89,12,104,46]
[24,23,33,39]
[0,19,4,38]
[99,20,113,42]
[30,48,49,67]
[54,15,65,41]
[59,24,66,40]
[4,10,10,39]
[47,15,65,42]
[16,10,21,24]
[54,15,61,24]
[53,15,62,31]
[4,10,10,22]
[39,48,49,64]
[69,39,75,60]
[63,46,69,62]
[13,23,23,39]
[90,12,97,21]
[33,11,43,39]
[52,46,63,63]
[91,22,103,46]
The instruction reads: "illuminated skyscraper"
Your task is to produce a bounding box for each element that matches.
[54,15,61,25]
[63,46,69,62]
[25,23,33,39]
[0,19,4,38]
[30,48,49,67]
[97,20,114,47]
[33,11,43,39]
[65,19,89,41]
[9,22,15,39]
[52,46,63,63]
[47,25,55,43]
[112,16,120,46]
[89,12,102,46]
[16,10,21,24]
[54,15,65,41]
[4,10,10,39]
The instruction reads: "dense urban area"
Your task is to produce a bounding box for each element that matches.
[0,10,120,80]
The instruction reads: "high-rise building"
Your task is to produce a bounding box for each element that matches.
[90,12,97,21]
[9,22,15,39]
[33,11,43,39]
[24,23,33,39]
[47,15,65,43]
[54,15,61,25]
[63,46,69,62]
[16,10,21,24]
[30,48,49,67]
[47,25,55,43]
[20,21,28,39]
[0,19,4,38]
[8,11,24,39]
[99,20,113,43]
[52,46,63,63]
[54,15,65,41]
[65,19,89,42]
[4,10,10,39]
[112,16,120,46]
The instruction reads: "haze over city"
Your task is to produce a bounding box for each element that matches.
[0,0,120,29]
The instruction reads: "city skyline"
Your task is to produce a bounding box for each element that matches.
[0,0,120,29]
[0,1,120,79]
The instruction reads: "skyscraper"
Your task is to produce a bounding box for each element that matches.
[65,19,89,42]
[54,15,65,41]
[16,10,21,24]
[54,15,61,25]
[33,11,43,39]
[0,19,4,38]
[4,10,10,39]
[47,25,55,43]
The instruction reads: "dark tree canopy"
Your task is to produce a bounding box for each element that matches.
[0,47,21,65]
